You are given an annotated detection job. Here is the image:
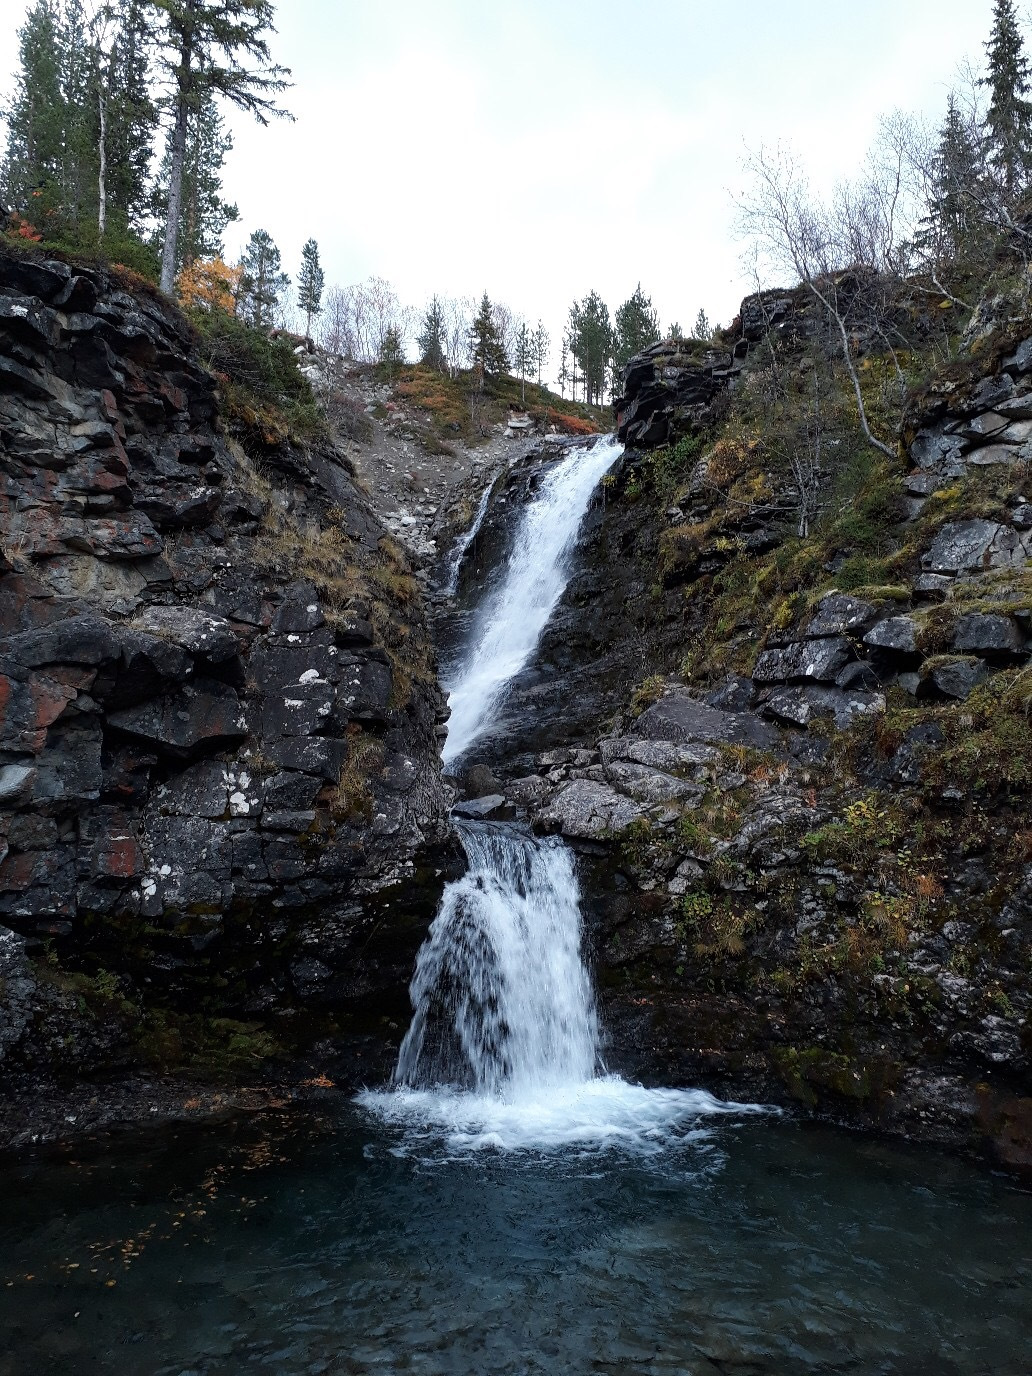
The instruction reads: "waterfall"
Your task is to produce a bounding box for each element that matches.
[442,481,493,595]
[442,435,623,767]
[394,821,599,1094]
[359,435,766,1152]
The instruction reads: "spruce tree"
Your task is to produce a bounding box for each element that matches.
[532,320,550,387]
[1,2,66,224]
[378,323,405,378]
[469,292,508,374]
[59,0,97,226]
[100,0,157,235]
[613,283,660,372]
[919,93,982,262]
[417,296,448,371]
[568,292,613,406]
[297,238,325,338]
[982,0,1032,194]
[512,320,533,403]
[667,322,683,340]
[151,0,292,294]
[691,308,713,341]
[237,227,289,327]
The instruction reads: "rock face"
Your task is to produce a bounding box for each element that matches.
[0,246,452,1079]
[614,340,735,449]
[449,276,1032,1164]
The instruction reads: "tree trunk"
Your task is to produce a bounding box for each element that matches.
[97,86,107,237]
[159,10,196,296]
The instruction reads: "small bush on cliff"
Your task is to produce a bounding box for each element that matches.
[191,308,325,445]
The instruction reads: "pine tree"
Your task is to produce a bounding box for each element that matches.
[558,331,571,399]
[667,322,683,340]
[237,227,289,327]
[982,0,1032,194]
[512,320,534,403]
[613,283,660,372]
[918,93,983,262]
[469,292,508,373]
[151,0,292,294]
[532,319,550,387]
[1,2,67,224]
[151,93,238,273]
[568,292,613,406]
[297,237,324,338]
[691,308,713,341]
[417,296,447,372]
[59,0,98,226]
[100,0,157,235]
[378,323,405,378]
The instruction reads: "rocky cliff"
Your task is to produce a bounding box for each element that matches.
[0,245,453,1091]
[464,282,1032,1166]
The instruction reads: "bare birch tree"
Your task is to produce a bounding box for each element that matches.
[739,143,900,460]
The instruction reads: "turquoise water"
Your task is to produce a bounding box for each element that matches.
[0,1101,1029,1375]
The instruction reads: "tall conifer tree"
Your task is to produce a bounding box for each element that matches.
[613,284,660,372]
[982,0,1032,194]
[297,238,324,338]
[417,296,447,372]
[1,2,66,222]
[469,292,508,373]
[151,0,292,293]
[237,227,289,327]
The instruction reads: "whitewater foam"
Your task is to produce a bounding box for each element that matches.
[358,1077,770,1157]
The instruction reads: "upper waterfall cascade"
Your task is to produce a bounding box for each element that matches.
[442,435,624,767]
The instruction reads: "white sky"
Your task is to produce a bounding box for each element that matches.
[0,0,1002,371]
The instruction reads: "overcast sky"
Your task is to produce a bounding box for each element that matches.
[0,0,1003,369]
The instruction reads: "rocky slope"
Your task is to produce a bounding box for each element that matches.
[0,245,454,1096]
[456,281,1032,1167]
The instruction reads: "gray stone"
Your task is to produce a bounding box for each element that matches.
[910,429,966,469]
[995,394,1032,419]
[599,735,717,773]
[1003,337,1032,372]
[904,473,944,496]
[753,636,852,684]
[132,606,239,662]
[634,688,780,750]
[805,594,878,637]
[764,685,885,729]
[535,779,643,839]
[108,679,247,753]
[967,444,1025,467]
[952,613,1025,655]
[1013,503,1032,530]
[960,412,1008,439]
[0,765,36,804]
[912,573,954,600]
[605,761,703,805]
[999,419,1032,444]
[504,775,552,807]
[452,794,511,819]
[923,520,1005,573]
[704,674,755,711]
[863,616,920,655]
[928,658,988,701]
[836,660,882,691]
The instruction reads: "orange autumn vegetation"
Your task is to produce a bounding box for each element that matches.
[547,408,597,435]
[176,257,242,313]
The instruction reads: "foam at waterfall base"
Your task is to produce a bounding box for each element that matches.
[357,1075,772,1157]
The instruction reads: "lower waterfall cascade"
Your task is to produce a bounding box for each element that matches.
[360,436,768,1152]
